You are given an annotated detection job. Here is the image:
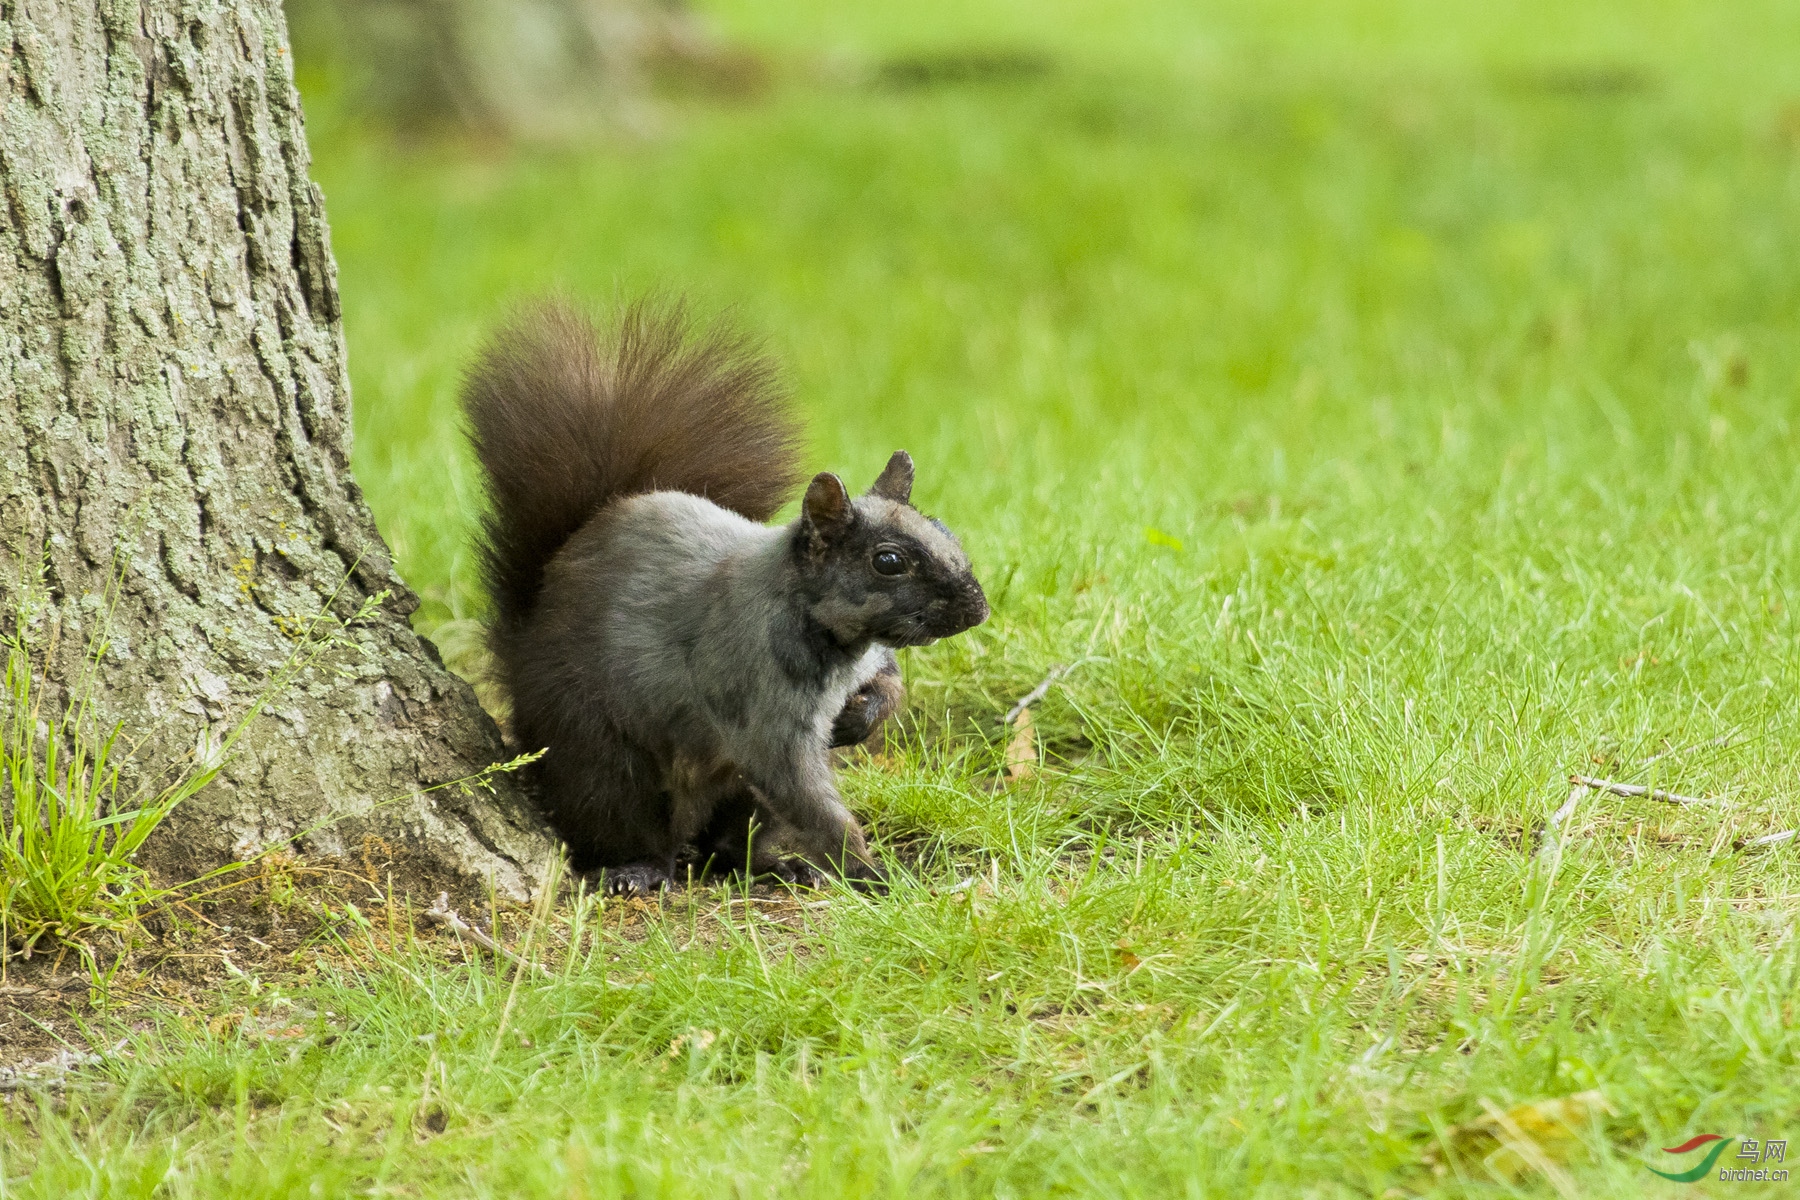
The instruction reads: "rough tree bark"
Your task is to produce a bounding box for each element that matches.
[0,0,558,899]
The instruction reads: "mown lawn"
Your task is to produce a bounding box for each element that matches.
[12,0,1800,1194]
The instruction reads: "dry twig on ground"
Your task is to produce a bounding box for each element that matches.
[1540,770,1712,854]
[1003,666,1069,726]
[422,892,548,978]
[1548,771,1791,856]
[1546,783,1588,832]
[1567,774,1708,806]
[1533,782,1591,856]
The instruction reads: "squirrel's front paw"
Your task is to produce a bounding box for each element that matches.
[829,662,905,748]
[768,857,831,890]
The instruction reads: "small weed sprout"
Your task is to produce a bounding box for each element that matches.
[0,563,418,972]
[0,623,187,962]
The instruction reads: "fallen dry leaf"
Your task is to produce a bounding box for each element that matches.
[1114,938,1142,971]
[1424,1090,1613,1192]
[1005,707,1038,780]
[667,1028,717,1059]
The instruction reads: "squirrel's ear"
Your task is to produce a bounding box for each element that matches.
[802,472,853,548]
[868,450,914,504]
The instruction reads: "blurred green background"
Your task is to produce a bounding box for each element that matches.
[297,0,1800,644]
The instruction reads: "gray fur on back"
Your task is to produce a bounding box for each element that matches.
[510,487,901,876]
[592,491,886,786]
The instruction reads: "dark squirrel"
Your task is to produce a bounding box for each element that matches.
[462,300,989,892]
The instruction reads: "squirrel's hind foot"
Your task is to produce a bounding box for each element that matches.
[766,857,830,890]
[596,862,675,896]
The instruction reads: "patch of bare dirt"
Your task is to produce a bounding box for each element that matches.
[0,841,553,1069]
[0,843,850,1071]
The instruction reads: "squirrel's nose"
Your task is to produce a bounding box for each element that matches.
[961,581,990,628]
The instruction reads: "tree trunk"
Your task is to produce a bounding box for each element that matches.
[0,0,558,900]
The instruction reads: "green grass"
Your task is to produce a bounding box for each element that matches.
[0,573,410,978]
[10,0,1800,1193]
[0,578,242,976]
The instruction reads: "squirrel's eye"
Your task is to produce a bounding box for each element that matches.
[872,549,907,576]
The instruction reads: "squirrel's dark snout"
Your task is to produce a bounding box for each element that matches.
[959,581,990,631]
[936,578,989,637]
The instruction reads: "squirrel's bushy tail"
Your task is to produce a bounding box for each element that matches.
[461,298,801,629]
